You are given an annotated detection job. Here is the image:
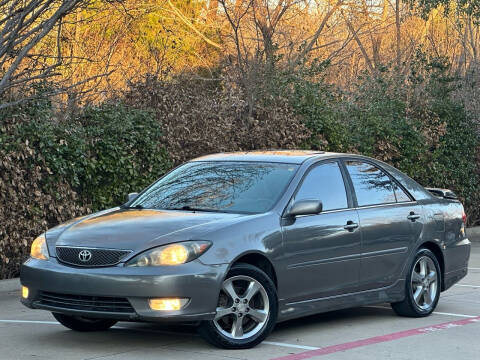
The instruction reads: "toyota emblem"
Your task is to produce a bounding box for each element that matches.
[78,249,92,262]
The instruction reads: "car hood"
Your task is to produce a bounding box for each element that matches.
[46,208,244,255]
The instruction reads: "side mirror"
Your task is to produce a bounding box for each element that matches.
[286,199,323,217]
[126,192,139,203]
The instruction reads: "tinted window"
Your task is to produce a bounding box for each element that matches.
[345,161,396,206]
[381,163,431,200]
[295,162,348,211]
[131,161,298,214]
[393,182,411,202]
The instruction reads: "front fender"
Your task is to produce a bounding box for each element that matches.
[197,212,283,266]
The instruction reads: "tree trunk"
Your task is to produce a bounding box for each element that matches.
[395,0,401,67]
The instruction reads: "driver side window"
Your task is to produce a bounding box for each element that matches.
[295,162,348,211]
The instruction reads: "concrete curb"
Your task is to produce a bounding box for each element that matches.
[0,278,20,292]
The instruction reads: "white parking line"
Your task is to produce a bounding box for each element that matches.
[263,341,320,350]
[0,319,59,325]
[366,306,478,319]
[433,312,479,318]
[0,319,320,351]
[468,267,480,270]
[0,320,196,337]
[455,284,480,288]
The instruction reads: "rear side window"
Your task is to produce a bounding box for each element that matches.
[295,162,348,211]
[345,161,396,206]
[381,163,431,200]
[393,182,411,202]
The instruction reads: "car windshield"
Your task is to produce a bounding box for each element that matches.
[131,161,299,214]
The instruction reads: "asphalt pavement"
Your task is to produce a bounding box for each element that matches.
[1,244,479,360]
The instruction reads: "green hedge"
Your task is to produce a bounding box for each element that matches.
[1,56,480,279]
[79,104,171,210]
[2,98,172,212]
[284,55,480,222]
[0,97,171,278]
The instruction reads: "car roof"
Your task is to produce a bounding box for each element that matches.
[191,150,341,164]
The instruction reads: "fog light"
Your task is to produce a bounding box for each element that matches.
[148,298,188,311]
[22,286,29,299]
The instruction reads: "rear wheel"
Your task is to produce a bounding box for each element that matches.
[198,263,278,349]
[391,248,441,317]
[52,313,117,332]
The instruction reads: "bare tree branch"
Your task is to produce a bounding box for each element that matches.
[292,0,344,65]
[342,9,374,72]
[167,0,221,49]
[0,0,89,98]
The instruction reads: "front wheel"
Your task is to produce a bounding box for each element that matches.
[391,248,441,317]
[198,263,278,349]
[52,313,117,332]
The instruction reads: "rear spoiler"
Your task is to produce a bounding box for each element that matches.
[425,187,458,200]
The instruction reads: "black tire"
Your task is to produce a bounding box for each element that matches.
[391,248,441,317]
[198,263,278,349]
[52,313,117,332]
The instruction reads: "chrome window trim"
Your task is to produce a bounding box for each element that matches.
[294,207,357,218]
[294,201,417,218]
[353,200,417,210]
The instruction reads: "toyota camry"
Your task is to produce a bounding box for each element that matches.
[20,151,471,348]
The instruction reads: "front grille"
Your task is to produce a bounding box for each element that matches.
[56,246,131,267]
[38,291,135,314]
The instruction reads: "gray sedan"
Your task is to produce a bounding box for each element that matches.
[20,151,471,348]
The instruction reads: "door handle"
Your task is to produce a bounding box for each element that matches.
[407,212,421,222]
[344,221,359,231]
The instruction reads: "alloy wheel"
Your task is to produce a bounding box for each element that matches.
[214,275,270,340]
[411,256,438,311]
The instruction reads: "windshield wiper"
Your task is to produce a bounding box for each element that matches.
[163,205,224,213]
[122,204,144,209]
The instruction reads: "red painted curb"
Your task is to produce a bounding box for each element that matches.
[271,316,480,360]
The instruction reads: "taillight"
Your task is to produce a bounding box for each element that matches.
[460,210,467,238]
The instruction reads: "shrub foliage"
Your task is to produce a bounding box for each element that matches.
[0,97,170,278]
[124,75,311,165]
[286,55,479,221]
[1,57,479,279]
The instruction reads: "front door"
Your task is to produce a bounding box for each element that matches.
[281,161,362,303]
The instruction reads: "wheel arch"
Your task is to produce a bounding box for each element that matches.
[418,241,445,291]
[227,251,278,288]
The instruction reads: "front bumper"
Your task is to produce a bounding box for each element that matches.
[20,257,228,322]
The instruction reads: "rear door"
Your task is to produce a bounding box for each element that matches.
[281,160,362,302]
[342,159,423,291]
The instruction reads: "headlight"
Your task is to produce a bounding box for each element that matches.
[30,233,49,260]
[126,241,212,267]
